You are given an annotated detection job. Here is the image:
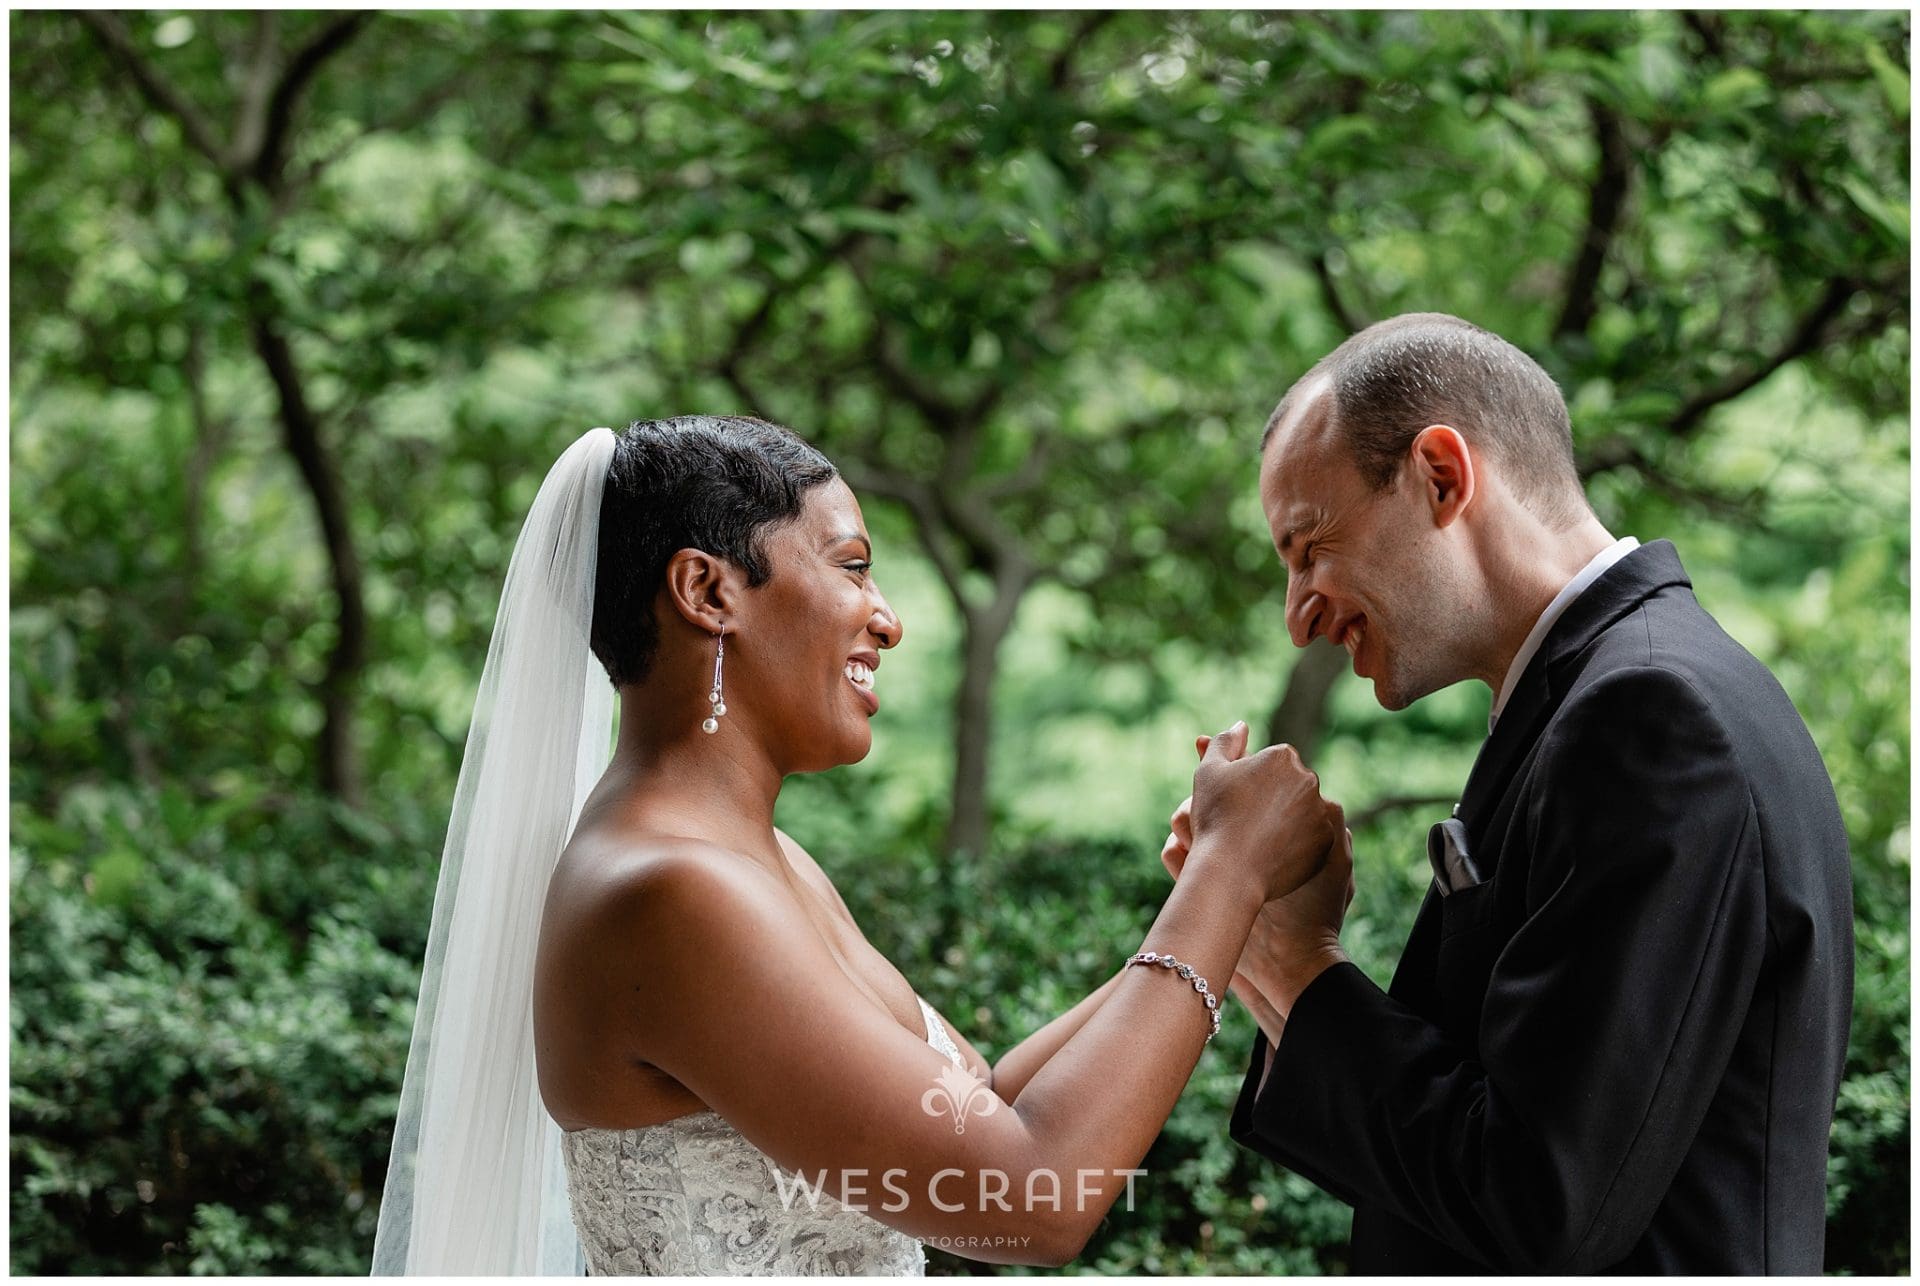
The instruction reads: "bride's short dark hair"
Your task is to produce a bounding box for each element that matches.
[590,415,837,688]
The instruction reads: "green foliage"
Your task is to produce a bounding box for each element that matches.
[8,781,432,1273]
[9,6,1909,1277]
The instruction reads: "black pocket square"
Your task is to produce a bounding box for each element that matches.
[1428,817,1484,896]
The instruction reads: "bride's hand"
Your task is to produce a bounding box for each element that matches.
[1161,735,1355,1010]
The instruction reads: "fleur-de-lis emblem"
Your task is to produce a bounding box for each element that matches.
[920,1062,999,1134]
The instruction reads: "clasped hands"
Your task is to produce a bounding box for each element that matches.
[1160,721,1353,1043]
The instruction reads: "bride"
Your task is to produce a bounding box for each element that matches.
[370,416,1342,1274]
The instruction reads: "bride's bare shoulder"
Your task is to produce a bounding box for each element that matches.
[547,827,791,938]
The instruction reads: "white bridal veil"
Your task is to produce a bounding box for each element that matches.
[371,426,618,1274]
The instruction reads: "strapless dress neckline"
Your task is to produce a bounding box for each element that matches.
[559,994,967,1275]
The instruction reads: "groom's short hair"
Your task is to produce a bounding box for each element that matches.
[1265,313,1589,529]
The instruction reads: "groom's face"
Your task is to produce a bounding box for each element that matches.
[1260,381,1464,711]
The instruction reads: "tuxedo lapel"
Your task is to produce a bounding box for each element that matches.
[1453,540,1693,847]
[1453,664,1554,853]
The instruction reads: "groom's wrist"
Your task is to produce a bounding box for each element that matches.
[1266,941,1348,1017]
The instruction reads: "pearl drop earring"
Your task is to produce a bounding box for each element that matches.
[702,630,727,734]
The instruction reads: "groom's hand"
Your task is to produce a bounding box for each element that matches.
[1240,827,1354,1017]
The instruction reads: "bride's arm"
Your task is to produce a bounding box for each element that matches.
[611,840,1270,1267]
[987,966,1126,1104]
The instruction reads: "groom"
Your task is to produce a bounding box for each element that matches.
[1192,313,1854,1273]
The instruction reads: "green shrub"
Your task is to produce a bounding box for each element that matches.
[9,783,429,1274]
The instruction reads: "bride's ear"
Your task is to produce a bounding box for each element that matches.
[661,548,743,633]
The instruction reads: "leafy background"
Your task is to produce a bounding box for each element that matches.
[9,9,1909,1275]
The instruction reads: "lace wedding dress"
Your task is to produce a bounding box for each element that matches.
[561,995,968,1275]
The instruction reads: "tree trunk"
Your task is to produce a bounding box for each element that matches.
[946,620,994,863]
[247,282,367,806]
[938,573,1029,947]
[1264,637,1348,764]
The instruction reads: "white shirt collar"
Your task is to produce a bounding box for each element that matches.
[1488,537,1641,731]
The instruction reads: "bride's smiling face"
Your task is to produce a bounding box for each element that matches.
[730,476,903,772]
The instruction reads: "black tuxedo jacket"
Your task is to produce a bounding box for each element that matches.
[1229,540,1853,1274]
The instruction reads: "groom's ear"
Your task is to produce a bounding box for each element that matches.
[1408,424,1475,528]
[661,548,745,632]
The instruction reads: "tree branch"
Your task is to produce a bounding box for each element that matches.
[250,11,373,188]
[1348,792,1459,832]
[996,259,1104,378]
[862,320,962,433]
[841,243,996,445]
[1048,10,1115,91]
[1579,274,1874,480]
[290,61,485,195]
[1681,10,1726,61]
[229,11,281,171]
[109,690,163,789]
[1575,438,1767,522]
[1669,276,1860,437]
[939,485,1035,583]
[76,11,229,172]
[1312,251,1367,335]
[715,242,855,414]
[1554,99,1632,340]
[978,438,1056,503]
[835,460,971,606]
[716,291,785,415]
